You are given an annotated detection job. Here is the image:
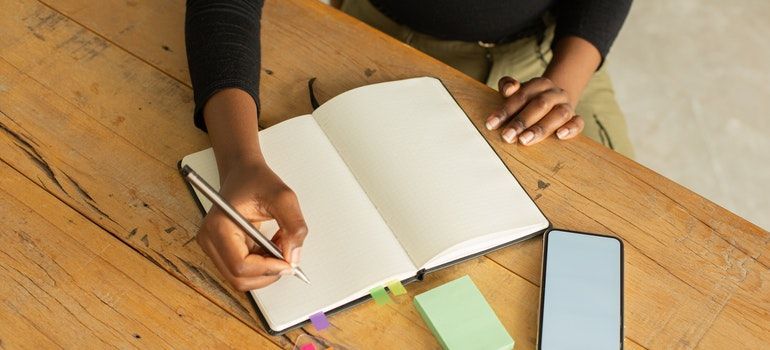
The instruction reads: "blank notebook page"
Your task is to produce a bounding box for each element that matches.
[314,77,548,268]
[181,116,415,330]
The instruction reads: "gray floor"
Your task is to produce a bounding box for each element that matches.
[607,0,769,229]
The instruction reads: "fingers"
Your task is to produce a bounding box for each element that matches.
[501,89,570,144]
[229,275,282,291]
[196,163,308,292]
[516,103,575,145]
[486,76,582,146]
[486,77,553,131]
[555,115,585,140]
[205,238,291,291]
[208,248,284,291]
[207,232,291,277]
[208,221,270,277]
[265,188,308,266]
[198,219,293,291]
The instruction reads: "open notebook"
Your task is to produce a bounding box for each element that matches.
[180,77,549,334]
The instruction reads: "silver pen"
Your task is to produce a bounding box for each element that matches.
[181,165,311,284]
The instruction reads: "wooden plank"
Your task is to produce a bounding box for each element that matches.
[1,0,767,348]
[37,0,190,86]
[0,54,279,336]
[695,267,770,349]
[485,144,770,347]
[1,0,256,328]
[0,161,281,349]
[4,0,204,171]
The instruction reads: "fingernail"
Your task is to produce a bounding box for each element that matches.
[290,247,302,267]
[486,116,500,130]
[280,268,294,276]
[556,128,569,139]
[512,119,525,134]
[502,128,517,143]
[503,83,516,97]
[519,131,534,145]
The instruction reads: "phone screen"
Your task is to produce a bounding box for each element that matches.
[538,230,623,349]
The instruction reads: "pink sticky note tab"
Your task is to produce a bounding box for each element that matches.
[299,343,316,350]
[309,312,330,331]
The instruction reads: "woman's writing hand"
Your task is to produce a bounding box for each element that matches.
[196,160,308,291]
[485,76,584,145]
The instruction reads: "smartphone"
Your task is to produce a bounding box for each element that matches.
[537,229,624,350]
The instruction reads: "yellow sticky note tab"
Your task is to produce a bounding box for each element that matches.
[387,280,407,296]
[370,286,392,305]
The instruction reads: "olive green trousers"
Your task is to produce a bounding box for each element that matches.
[341,0,634,158]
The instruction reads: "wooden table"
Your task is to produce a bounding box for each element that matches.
[1,0,767,348]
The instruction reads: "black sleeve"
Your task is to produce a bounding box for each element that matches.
[185,0,264,131]
[553,0,632,61]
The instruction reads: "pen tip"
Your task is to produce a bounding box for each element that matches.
[294,267,311,284]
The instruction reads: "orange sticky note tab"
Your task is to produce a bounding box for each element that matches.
[387,280,407,296]
[370,286,392,304]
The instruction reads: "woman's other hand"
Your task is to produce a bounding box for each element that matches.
[485,76,584,145]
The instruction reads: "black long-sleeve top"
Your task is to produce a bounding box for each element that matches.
[186,0,632,131]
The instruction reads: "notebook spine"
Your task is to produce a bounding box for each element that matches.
[416,268,427,281]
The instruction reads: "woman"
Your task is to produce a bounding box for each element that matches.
[185,0,632,290]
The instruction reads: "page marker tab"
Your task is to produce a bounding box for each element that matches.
[370,286,393,304]
[299,343,316,350]
[387,280,407,296]
[309,312,330,331]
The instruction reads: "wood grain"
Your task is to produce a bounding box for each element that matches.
[0,0,767,348]
[0,160,281,349]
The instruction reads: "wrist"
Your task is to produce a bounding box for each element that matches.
[202,88,265,180]
[217,151,266,179]
[543,36,602,105]
[542,69,581,107]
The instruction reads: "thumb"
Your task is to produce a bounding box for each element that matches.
[267,189,308,266]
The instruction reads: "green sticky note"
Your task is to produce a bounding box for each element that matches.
[414,276,514,350]
[370,286,392,305]
[387,280,407,296]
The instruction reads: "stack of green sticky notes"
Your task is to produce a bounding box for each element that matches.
[414,275,514,350]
